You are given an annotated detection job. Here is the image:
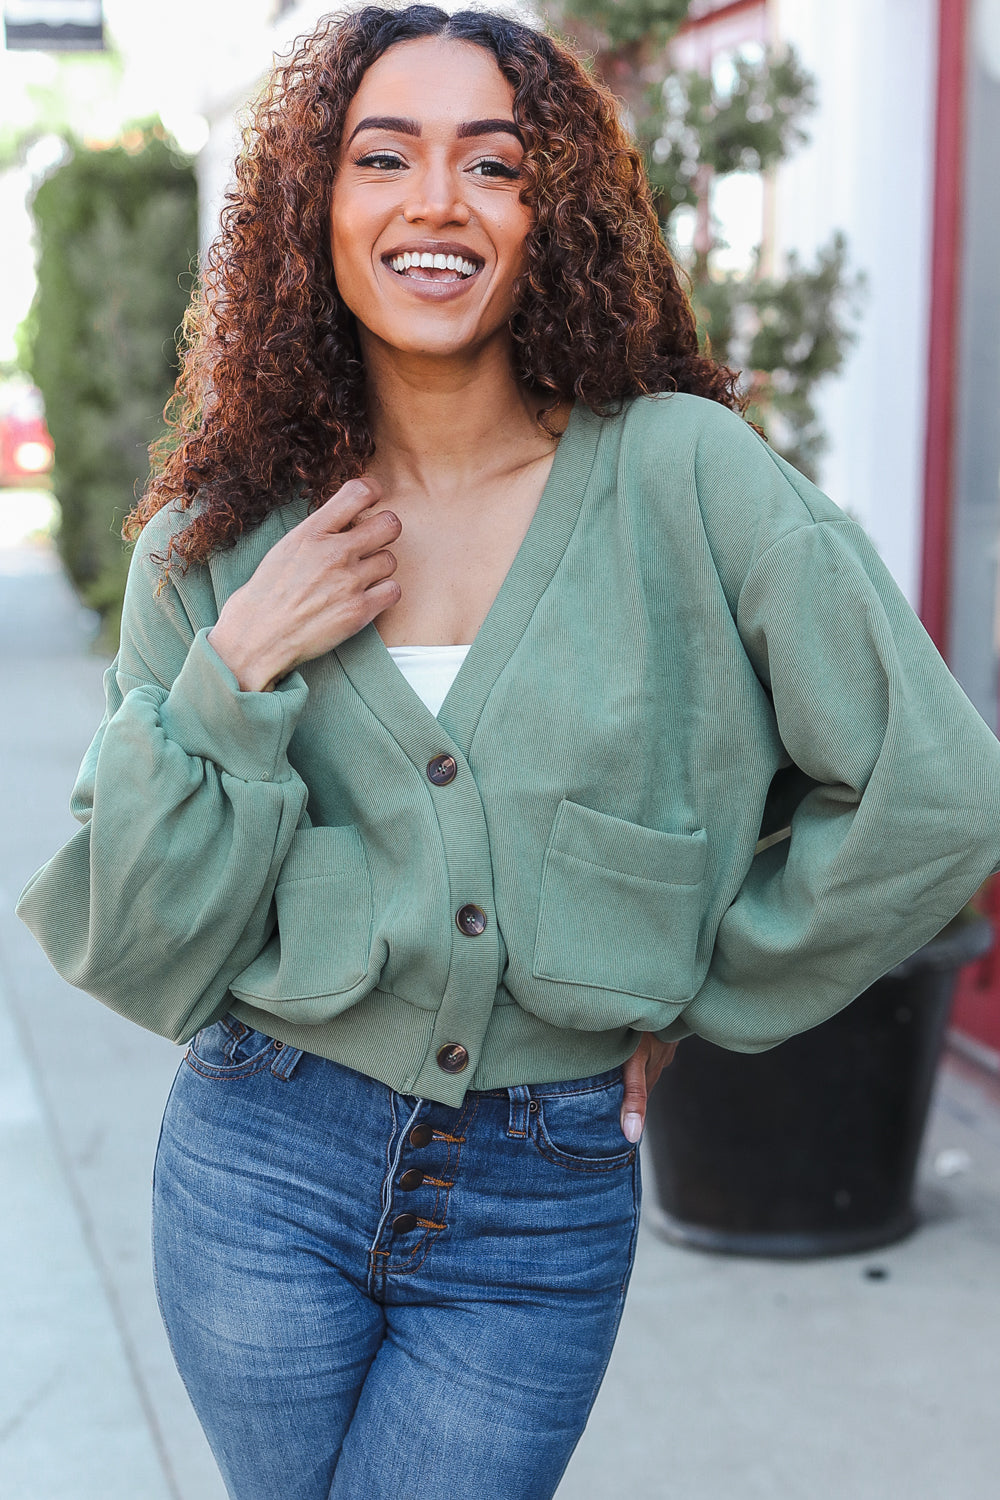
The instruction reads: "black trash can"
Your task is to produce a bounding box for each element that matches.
[644,914,993,1258]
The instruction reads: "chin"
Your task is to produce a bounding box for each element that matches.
[369,320,504,362]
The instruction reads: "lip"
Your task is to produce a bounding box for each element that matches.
[379,240,486,301]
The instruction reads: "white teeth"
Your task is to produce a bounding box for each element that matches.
[387,252,481,277]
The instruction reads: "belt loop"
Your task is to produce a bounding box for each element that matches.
[270,1042,304,1080]
[507,1084,532,1138]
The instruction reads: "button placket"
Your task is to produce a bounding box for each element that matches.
[410,736,500,1102]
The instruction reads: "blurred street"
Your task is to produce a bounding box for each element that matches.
[2,509,1000,1500]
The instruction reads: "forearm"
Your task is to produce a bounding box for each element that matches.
[17,632,309,1040]
[663,519,1000,1052]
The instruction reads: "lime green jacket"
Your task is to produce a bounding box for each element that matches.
[17,394,1000,1104]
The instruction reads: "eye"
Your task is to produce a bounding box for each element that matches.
[469,157,521,180]
[354,151,406,171]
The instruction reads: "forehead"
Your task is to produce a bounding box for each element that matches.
[344,37,515,129]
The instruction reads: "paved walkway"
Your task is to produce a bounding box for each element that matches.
[1,524,999,1499]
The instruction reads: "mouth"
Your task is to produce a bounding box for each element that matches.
[382,249,484,284]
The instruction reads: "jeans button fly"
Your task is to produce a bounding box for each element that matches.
[409,1123,433,1148]
[398,1168,424,1191]
[392,1212,418,1234]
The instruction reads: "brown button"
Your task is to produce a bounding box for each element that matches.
[456,904,487,936]
[392,1212,418,1234]
[436,1042,469,1074]
[398,1169,424,1191]
[409,1123,434,1148]
[427,754,458,786]
[272,1040,283,1050]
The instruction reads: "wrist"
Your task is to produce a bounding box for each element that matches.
[207,621,283,693]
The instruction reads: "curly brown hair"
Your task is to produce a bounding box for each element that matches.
[127,3,746,565]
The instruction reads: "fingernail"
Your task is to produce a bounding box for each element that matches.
[623,1112,643,1144]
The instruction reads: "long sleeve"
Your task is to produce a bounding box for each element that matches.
[16,514,309,1042]
[659,507,1000,1051]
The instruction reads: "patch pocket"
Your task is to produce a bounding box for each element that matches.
[533,1075,635,1173]
[229,824,373,1004]
[532,800,707,1003]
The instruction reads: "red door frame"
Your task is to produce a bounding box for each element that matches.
[677,0,766,29]
[924,0,1000,1066]
[919,0,969,653]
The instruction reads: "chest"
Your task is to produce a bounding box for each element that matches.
[372,460,555,647]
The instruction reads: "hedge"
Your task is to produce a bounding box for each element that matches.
[24,127,197,642]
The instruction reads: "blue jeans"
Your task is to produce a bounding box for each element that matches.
[152,1014,642,1500]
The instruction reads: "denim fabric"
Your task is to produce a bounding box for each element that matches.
[152,1014,642,1500]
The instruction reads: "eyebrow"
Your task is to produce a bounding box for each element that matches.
[346,115,523,146]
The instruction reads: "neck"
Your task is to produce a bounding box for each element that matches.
[361,335,556,497]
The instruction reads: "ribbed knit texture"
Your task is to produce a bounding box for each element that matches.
[17,395,1000,1104]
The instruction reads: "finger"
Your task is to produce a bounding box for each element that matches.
[356,548,398,589]
[337,577,401,638]
[311,476,384,533]
[345,508,403,558]
[644,1040,678,1093]
[620,1042,649,1144]
[362,577,402,620]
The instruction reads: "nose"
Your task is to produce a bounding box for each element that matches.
[402,159,470,228]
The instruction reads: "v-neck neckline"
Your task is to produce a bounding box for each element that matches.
[332,401,603,759]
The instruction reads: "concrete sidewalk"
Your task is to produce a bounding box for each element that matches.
[1,528,999,1500]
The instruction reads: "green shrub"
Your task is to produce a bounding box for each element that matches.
[23,127,197,644]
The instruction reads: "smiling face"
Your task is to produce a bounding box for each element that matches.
[328,37,532,366]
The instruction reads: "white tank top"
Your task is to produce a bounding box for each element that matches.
[387,643,471,718]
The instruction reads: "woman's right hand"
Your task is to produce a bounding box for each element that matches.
[207,477,401,691]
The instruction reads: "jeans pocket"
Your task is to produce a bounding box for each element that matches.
[185,1012,281,1080]
[533,1074,636,1174]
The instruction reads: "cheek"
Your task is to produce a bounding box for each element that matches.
[500,238,531,310]
[508,206,533,272]
[329,211,370,305]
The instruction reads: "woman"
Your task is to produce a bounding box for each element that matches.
[18,5,1000,1498]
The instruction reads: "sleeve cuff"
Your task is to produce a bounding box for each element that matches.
[159,628,308,782]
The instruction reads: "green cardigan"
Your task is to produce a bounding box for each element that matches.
[17,394,1000,1105]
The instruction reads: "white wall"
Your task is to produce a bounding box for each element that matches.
[769,0,938,603]
[100,0,298,254]
[193,1,331,256]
